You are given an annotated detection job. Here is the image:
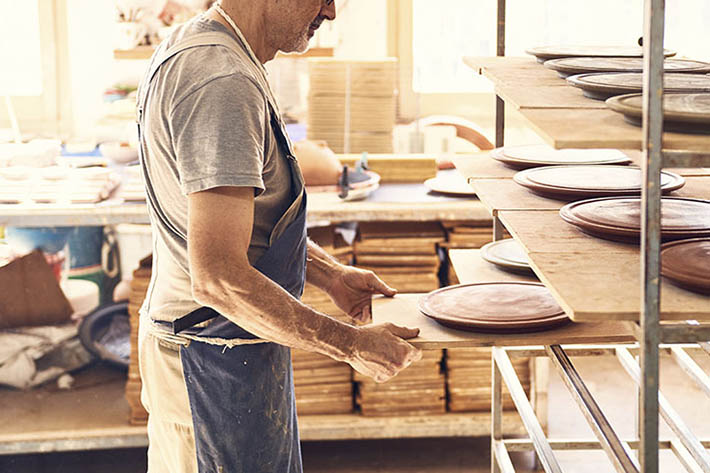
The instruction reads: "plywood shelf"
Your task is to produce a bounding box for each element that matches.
[463,56,710,152]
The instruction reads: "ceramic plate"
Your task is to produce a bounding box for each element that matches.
[567,72,710,100]
[606,92,710,133]
[490,145,632,170]
[661,238,710,295]
[526,45,676,63]
[544,57,710,78]
[480,239,534,275]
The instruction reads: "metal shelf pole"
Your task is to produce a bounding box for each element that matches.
[495,0,506,148]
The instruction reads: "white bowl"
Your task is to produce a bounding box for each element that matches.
[100,142,139,165]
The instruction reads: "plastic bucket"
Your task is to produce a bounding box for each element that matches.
[114,224,153,280]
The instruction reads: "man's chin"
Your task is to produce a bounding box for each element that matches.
[281,37,311,55]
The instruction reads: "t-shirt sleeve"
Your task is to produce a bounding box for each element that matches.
[169,73,268,196]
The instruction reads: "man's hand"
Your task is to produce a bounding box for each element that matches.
[327,266,397,324]
[348,323,422,383]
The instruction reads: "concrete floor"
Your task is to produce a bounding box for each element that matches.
[2,352,710,472]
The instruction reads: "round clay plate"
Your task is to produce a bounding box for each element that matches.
[526,45,676,63]
[567,72,710,100]
[544,57,710,78]
[490,145,632,170]
[606,93,710,133]
[480,239,534,275]
[560,197,710,243]
[419,282,569,333]
[424,173,476,196]
[514,165,685,199]
[661,238,710,295]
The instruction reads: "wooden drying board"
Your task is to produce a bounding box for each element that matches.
[499,210,635,255]
[495,83,609,110]
[372,294,634,349]
[463,56,566,87]
[449,249,537,285]
[520,107,710,151]
[471,179,567,216]
[673,176,710,200]
[527,251,710,322]
[453,154,519,180]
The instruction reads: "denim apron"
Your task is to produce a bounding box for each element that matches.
[137,30,306,473]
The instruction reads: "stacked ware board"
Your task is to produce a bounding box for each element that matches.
[308,58,398,154]
[293,225,355,415]
[126,258,151,425]
[355,350,446,416]
[337,153,438,183]
[447,348,531,412]
[355,221,445,293]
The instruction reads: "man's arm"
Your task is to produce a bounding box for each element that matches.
[188,186,421,382]
[306,239,396,324]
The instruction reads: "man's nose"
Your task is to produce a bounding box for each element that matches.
[321,1,336,21]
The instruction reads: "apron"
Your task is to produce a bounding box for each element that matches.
[137,28,307,473]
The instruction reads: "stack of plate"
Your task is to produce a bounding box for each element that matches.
[355,350,445,417]
[446,348,530,412]
[292,349,354,415]
[567,72,710,101]
[544,57,710,78]
[308,59,398,153]
[560,197,710,243]
[355,222,445,293]
[606,92,710,134]
[525,45,676,63]
[513,165,685,200]
[490,145,632,170]
[125,257,151,425]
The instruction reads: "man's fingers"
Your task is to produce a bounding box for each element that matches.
[386,324,420,340]
[369,274,397,297]
[358,303,372,324]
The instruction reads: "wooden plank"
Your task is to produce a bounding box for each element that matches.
[527,252,710,322]
[520,108,710,151]
[449,249,537,284]
[471,179,567,216]
[372,294,635,349]
[673,176,710,200]
[463,56,566,87]
[496,83,608,110]
[499,210,637,255]
[453,154,518,180]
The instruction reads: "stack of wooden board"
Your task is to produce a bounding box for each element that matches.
[442,221,495,249]
[337,154,438,183]
[446,348,531,412]
[125,258,151,425]
[355,349,445,416]
[308,58,398,153]
[292,349,354,415]
[355,222,445,293]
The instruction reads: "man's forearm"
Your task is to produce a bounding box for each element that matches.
[305,238,343,292]
[193,261,357,362]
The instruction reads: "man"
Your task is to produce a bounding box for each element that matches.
[136,1,422,472]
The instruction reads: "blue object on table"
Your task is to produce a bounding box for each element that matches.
[60,144,101,157]
[5,227,74,254]
[285,123,307,143]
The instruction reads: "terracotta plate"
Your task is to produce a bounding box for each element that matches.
[424,174,476,197]
[661,238,710,295]
[419,282,569,333]
[560,197,710,243]
[480,239,534,275]
[490,145,632,170]
[526,45,676,63]
[544,57,710,78]
[514,165,685,199]
[606,92,710,134]
[567,72,710,100]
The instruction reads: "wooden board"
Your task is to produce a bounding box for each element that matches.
[449,249,538,284]
[672,176,710,200]
[499,210,636,255]
[453,154,519,180]
[527,251,710,322]
[520,107,710,151]
[463,56,567,87]
[372,294,635,349]
[472,179,567,216]
[495,83,609,109]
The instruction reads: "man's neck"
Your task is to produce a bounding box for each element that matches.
[208,1,277,63]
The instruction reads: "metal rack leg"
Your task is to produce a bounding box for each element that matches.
[495,0,505,148]
[492,351,503,473]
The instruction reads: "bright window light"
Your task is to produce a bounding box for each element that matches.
[0,0,43,96]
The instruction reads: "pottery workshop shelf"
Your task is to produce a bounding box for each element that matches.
[463,56,710,152]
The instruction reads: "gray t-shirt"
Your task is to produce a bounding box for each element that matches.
[139,16,302,322]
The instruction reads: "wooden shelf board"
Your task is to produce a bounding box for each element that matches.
[471,179,567,216]
[527,251,710,322]
[496,83,609,110]
[673,176,710,200]
[463,56,565,88]
[373,294,635,350]
[520,106,710,152]
[449,248,538,285]
[453,154,518,180]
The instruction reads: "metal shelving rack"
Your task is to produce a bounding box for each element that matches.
[487,1,710,472]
